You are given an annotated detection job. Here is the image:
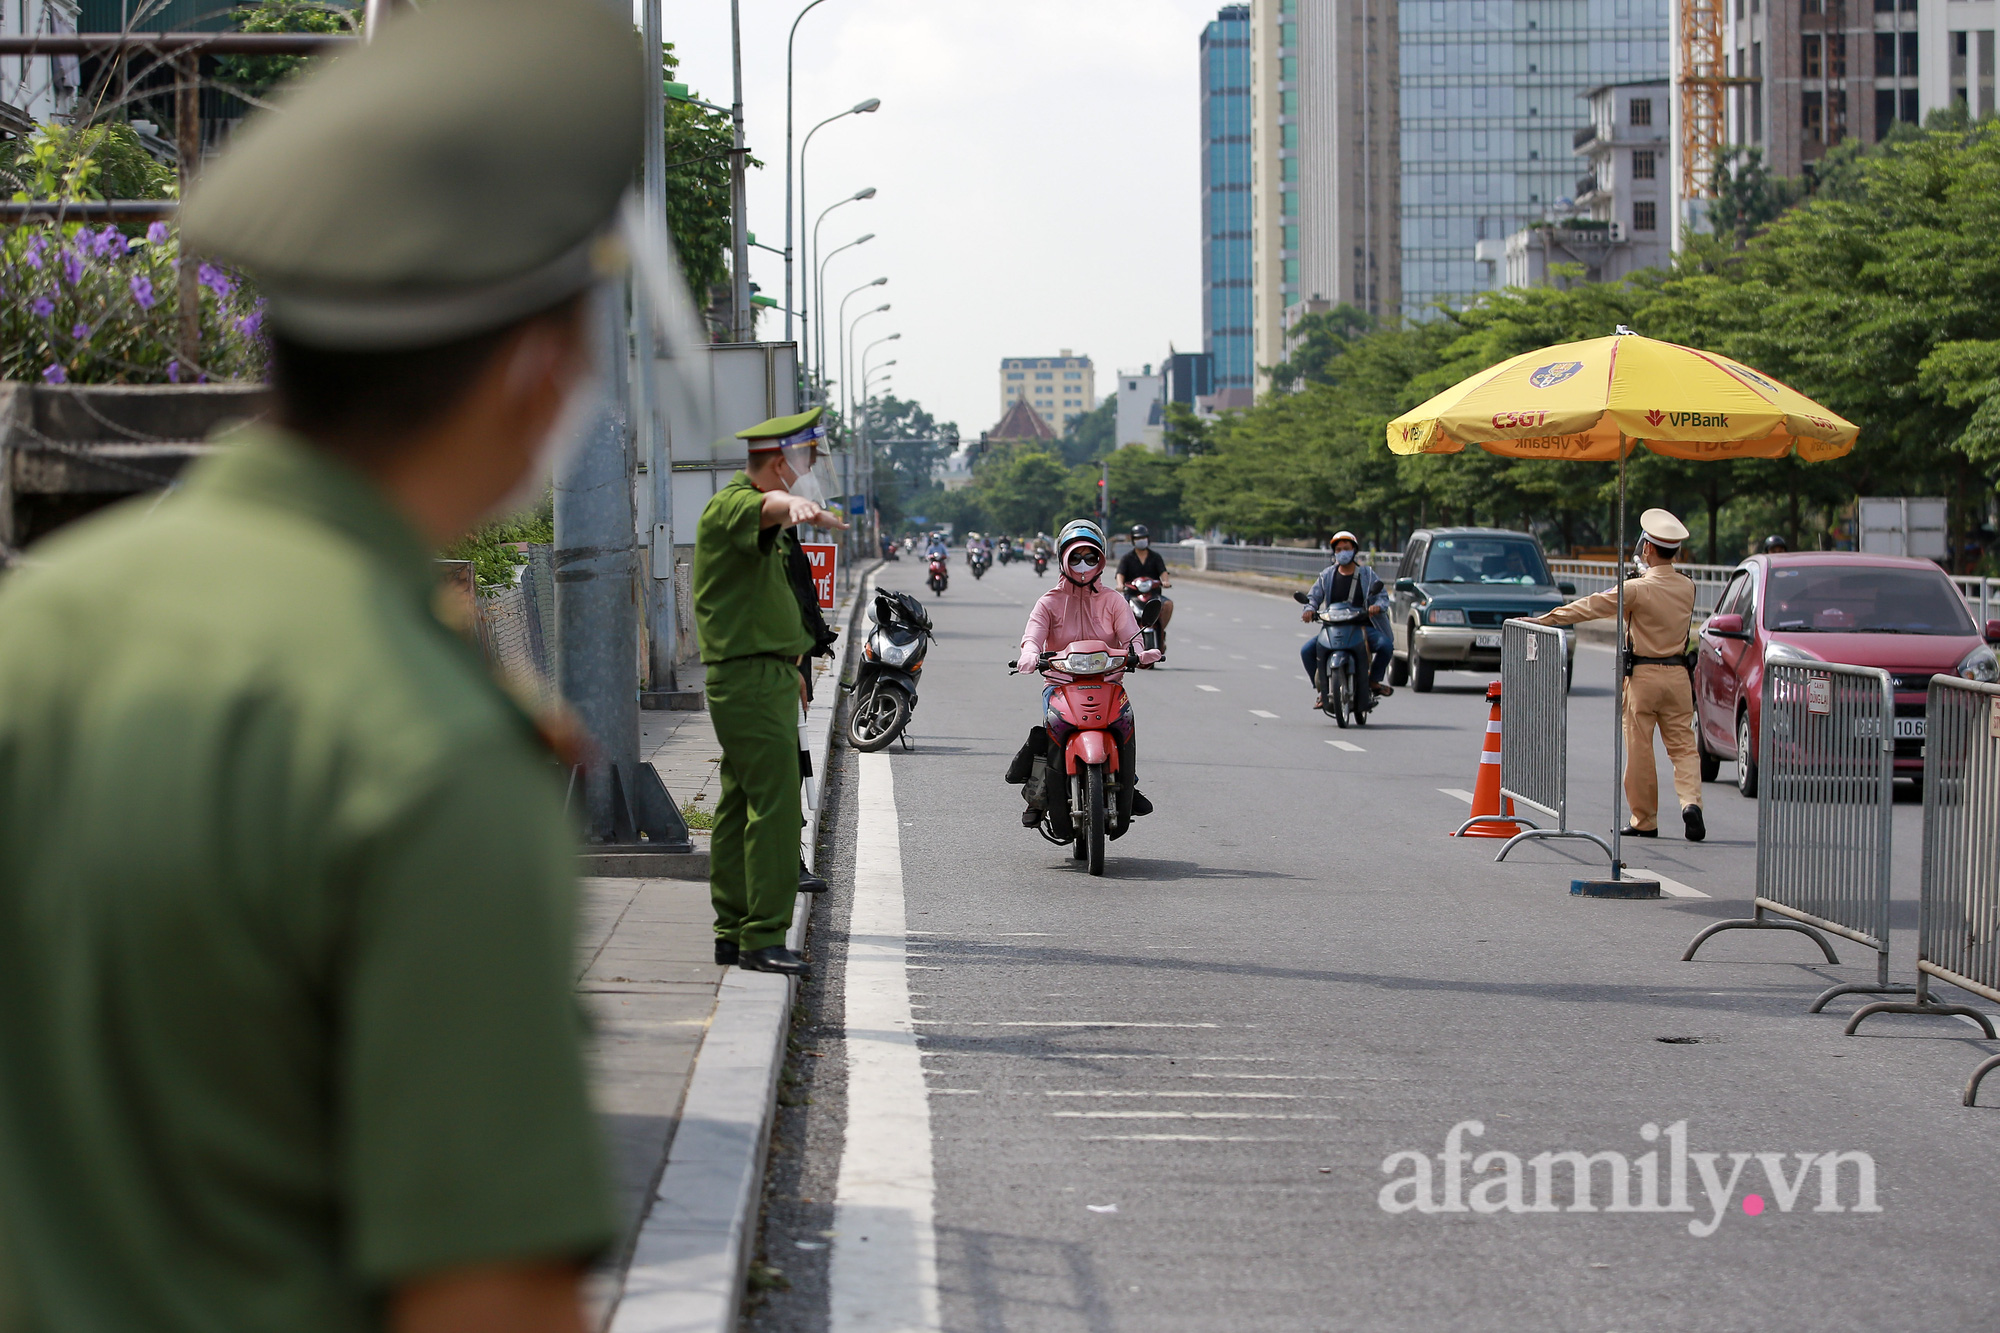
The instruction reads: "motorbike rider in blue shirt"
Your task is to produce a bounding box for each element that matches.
[925,533,950,560]
[1299,531,1395,707]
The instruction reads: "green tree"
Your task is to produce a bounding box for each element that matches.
[1058,395,1116,466]
[661,42,740,303]
[1101,444,1184,533]
[214,0,358,101]
[862,393,957,531]
[0,123,174,202]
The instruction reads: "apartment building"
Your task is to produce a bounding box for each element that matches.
[1203,6,1256,390]
[1297,0,1402,319]
[998,352,1095,434]
[1250,0,1300,394]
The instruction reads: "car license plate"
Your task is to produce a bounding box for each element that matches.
[1853,717,1925,740]
[1474,633,1502,648]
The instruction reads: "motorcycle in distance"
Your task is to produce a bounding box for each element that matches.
[1292,590,1376,728]
[927,551,950,595]
[845,589,933,751]
[1008,640,1138,876]
[971,545,992,580]
[1123,577,1165,665]
[1032,548,1049,577]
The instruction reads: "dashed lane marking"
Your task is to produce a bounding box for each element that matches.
[1197,684,1221,693]
[911,1021,1225,1028]
[1440,788,1476,803]
[1327,740,1365,752]
[1051,1111,1337,1120]
[1249,709,1279,719]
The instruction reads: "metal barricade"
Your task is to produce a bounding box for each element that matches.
[1486,620,1609,861]
[1847,677,2000,1101]
[1683,660,1912,1011]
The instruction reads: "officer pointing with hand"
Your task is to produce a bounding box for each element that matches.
[693,407,847,978]
[1528,508,1707,843]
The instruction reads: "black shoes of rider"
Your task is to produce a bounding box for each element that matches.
[1683,804,1707,843]
[740,946,809,976]
[1021,806,1042,828]
[1131,791,1154,817]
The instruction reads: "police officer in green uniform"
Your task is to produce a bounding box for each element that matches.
[695,407,847,977]
[0,1,641,1329]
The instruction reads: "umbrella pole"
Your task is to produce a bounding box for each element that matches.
[1611,436,1627,880]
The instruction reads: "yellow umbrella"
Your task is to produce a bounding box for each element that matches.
[1386,328,1857,462]
[1384,328,1858,889]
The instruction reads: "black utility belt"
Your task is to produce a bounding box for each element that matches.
[1624,650,1694,676]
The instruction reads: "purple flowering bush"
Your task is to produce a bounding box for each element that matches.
[0,221,266,385]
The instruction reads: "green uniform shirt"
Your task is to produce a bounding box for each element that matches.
[0,428,615,1332]
[692,473,815,665]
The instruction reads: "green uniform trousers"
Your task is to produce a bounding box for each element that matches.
[707,654,802,951]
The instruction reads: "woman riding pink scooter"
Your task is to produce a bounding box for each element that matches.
[1004,518,1160,830]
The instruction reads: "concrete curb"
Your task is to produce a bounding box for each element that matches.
[607,560,879,1333]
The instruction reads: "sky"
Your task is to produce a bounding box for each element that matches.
[664,0,1223,439]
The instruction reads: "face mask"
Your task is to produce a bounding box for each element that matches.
[779,445,829,512]
[1334,547,1357,567]
[1063,549,1102,584]
[1135,538,1149,550]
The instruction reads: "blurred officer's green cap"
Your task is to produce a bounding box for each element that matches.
[183,0,645,350]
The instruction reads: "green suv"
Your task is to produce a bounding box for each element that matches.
[1388,528,1577,692]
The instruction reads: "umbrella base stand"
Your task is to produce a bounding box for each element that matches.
[1571,868,1661,899]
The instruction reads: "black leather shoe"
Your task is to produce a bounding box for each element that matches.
[740,945,808,976]
[1021,806,1042,828]
[714,939,740,966]
[1619,824,1659,838]
[1131,790,1154,817]
[1683,804,1707,843]
[799,863,829,894]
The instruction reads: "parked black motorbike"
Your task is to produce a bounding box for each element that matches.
[1293,589,1377,728]
[845,589,933,751]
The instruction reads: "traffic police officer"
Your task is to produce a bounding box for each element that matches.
[694,407,847,976]
[0,1,639,1327]
[1529,508,1707,842]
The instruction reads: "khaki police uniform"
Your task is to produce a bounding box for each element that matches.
[1534,511,1704,832]
[0,0,643,1326]
[693,411,823,954]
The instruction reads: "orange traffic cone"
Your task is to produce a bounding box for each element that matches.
[1455,681,1524,838]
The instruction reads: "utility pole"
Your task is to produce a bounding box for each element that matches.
[728,0,751,343]
[639,0,676,689]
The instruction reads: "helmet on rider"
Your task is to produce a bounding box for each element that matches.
[1131,523,1150,550]
[1762,534,1789,553]
[1057,518,1108,585]
[1328,530,1360,567]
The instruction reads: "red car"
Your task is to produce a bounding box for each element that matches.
[1694,553,2000,795]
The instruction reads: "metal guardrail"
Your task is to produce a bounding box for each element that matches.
[1548,558,1737,615]
[1682,660,1912,1011]
[1486,620,1608,861]
[1846,677,2000,1101]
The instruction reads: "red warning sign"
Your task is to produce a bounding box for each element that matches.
[801,542,838,610]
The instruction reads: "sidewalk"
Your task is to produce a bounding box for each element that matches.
[582,563,876,1332]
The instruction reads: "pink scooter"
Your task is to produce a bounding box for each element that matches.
[1013,638,1134,876]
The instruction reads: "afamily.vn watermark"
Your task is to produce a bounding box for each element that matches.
[1378,1120,1880,1237]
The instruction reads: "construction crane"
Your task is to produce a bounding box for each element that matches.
[1675,0,1728,205]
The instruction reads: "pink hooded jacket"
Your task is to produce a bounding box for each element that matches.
[1017,575,1161,676]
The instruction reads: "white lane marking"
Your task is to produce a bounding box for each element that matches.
[1259,664,1275,670]
[1044,1090,1305,1099]
[1249,709,1279,719]
[1439,788,1476,803]
[1084,1134,1311,1142]
[1229,653,1248,660]
[1621,866,1711,899]
[1197,685,1221,693]
[994,932,1052,936]
[1327,740,1365,752]
[931,1089,983,1095]
[911,1021,1223,1028]
[830,751,941,1333]
[1048,1104,1344,1112]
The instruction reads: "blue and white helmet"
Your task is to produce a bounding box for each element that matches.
[1056,519,1109,584]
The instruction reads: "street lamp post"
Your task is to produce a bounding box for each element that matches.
[783,0,831,349]
[830,281,885,420]
[798,97,879,368]
[860,350,897,559]
[727,0,751,342]
[812,244,876,400]
[804,188,874,391]
[840,301,890,448]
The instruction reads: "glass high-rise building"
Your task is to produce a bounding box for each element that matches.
[1397,0,1668,317]
[1201,5,1254,391]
